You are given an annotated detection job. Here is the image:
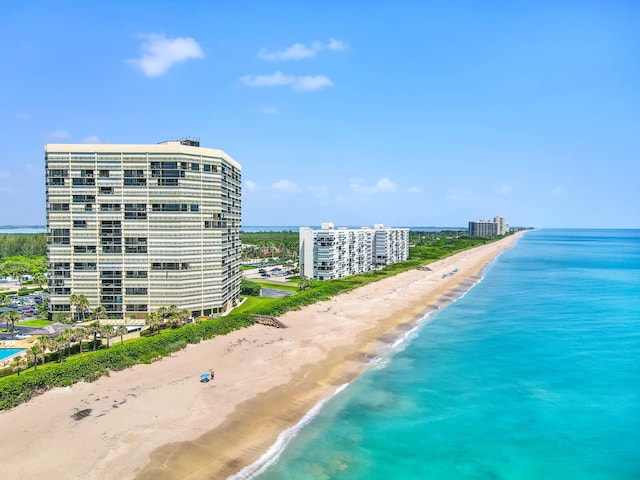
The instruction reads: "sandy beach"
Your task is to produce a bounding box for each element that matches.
[0,233,523,480]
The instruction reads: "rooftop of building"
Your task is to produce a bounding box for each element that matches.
[44,139,241,170]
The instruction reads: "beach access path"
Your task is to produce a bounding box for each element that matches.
[0,233,524,480]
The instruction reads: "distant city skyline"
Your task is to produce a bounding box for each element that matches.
[1,1,638,228]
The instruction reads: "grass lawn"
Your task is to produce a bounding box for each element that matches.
[233,296,278,314]
[17,319,53,327]
[253,280,299,291]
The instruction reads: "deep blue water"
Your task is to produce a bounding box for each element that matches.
[246,229,640,479]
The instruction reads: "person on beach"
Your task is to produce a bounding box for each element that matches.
[210,368,215,380]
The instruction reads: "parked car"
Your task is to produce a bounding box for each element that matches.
[15,334,32,340]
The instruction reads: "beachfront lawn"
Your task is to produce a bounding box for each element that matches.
[17,319,53,327]
[233,296,278,314]
[252,281,299,291]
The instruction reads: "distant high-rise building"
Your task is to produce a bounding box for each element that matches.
[468,215,509,237]
[299,223,409,280]
[45,140,242,320]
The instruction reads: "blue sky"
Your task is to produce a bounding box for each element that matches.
[1,0,638,228]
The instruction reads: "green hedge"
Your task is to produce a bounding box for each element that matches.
[0,235,503,411]
[0,314,254,411]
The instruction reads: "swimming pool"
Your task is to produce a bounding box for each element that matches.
[0,348,25,361]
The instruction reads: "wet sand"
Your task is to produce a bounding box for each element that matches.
[0,233,524,480]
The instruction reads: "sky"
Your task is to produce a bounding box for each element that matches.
[0,0,638,229]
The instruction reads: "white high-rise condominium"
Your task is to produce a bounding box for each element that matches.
[299,223,409,280]
[45,139,242,320]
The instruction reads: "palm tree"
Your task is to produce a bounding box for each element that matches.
[69,294,79,321]
[37,335,54,363]
[91,306,108,326]
[4,311,21,337]
[145,311,161,335]
[115,326,128,346]
[1,311,9,332]
[76,295,90,322]
[33,272,46,290]
[100,325,116,348]
[54,311,72,324]
[27,344,43,371]
[87,322,101,351]
[66,328,84,355]
[10,355,27,376]
[52,335,68,362]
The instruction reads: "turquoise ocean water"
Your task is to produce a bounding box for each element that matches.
[238,229,640,479]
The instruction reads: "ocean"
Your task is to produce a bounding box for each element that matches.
[247,229,640,479]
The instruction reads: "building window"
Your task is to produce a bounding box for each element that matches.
[48,169,68,178]
[125,287,148,295]
[50,229,70,245]
[74,262,97,271]
[73,220,87,228]
[50,203,69,211]
[100,203,121,212]
[126,304,148,312]
[72,177,95,186]
[99,170,110,178]
[74,245,97,253]
[151,262,187,270]
[125,237,148,254]
[126,270,148,279]
[191,162,199,171]
[73,194,95,203]
[99,187,114,194]
[158,178,179,186]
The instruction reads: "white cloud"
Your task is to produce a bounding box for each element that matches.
[257,39,347,61]
[128,33,204,78]
[328,38,347,51]
[81,135,101,144]
[447,187,473,201]
[272,179,301,193]
[244,180,258,192]
[14,112,31,121]
[375,178,397,192]
[406,186,423,194]
[495,183,512,195]
[46,130,71,139]
[258,42,321,61]
[240,71,332,92]
[349,177,398,195]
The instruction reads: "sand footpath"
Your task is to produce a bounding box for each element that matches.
[0,233,524,480]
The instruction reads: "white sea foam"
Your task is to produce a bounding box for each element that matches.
[227,383,350,480]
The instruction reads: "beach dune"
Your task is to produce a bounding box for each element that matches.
[0,233,523,480]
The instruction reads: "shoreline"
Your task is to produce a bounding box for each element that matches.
[0,233,524,480]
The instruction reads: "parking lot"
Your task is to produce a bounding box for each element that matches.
[242,264,297,283]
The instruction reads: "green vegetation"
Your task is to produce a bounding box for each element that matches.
[0,233,46,258]
[16,319,53,327]
[233,296,278,314]
[252,280,299,291]
[241,231,298,264]
[0,314,254,410]
[0,231,505,411]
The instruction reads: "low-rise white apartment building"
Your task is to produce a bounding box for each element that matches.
[299,223,409,280]
[45,139,242,320]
